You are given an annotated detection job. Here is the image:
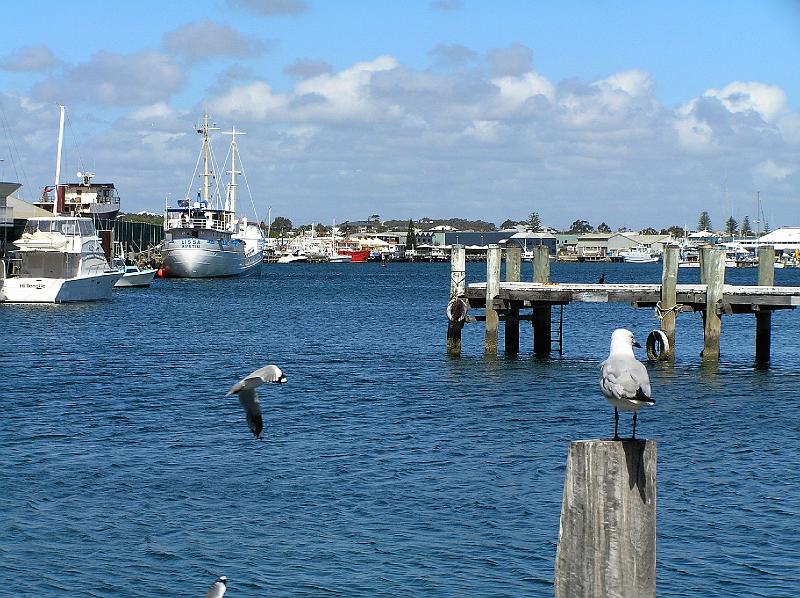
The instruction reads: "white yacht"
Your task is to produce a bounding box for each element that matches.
[2,215,121,302]
[619,247,659,263]
[161,117,264,278]
[1,106,122,303]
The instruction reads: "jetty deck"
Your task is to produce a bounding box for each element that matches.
[446,243,800,363]
[463,282,800,313]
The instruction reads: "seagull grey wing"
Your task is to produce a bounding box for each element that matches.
[238,388,264,439]
[205,579,226,598]
[600,359,623,399]
[629,360,654,402]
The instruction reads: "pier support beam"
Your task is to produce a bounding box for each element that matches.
[699,246,725,361]
[756,245,775,365]
[446,245,466,357]
[505,245,521,355]
[484,244,501,356]
[532,245,552,355]
[659,245,679,361]
[555,440,657,598]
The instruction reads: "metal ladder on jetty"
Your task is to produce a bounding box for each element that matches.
[551,305,564,354]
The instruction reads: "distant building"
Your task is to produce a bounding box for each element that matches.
[607,233,673,256]
[576,233,614,259]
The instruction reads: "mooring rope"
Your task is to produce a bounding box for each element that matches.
[654,300,684,322]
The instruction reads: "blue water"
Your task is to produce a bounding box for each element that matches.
[1,262,799,596]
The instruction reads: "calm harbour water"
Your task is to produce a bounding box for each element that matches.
[1,261,799,597]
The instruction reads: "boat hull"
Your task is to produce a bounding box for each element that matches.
[161,244,262,278]
[338,249,370,263]
[114,268,157,287]
[1,271,122,303]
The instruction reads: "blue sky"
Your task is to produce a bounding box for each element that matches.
[0,0,798,230]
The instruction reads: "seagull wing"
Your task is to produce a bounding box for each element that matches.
[226,364,285,396]
[205,580,226,598]
[600,356,654,403]
[238,388,264,439]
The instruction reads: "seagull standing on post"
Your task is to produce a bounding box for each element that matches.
[226,364,287,439]
[599,329,654,440]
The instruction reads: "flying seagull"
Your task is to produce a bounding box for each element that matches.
[599,329,654,440]
[204,575,227,598]
[226,364,287,439]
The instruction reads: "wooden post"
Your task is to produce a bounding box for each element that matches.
[659,245,679,361]
[484,244,501,355]
[446,245,466,356]
[756,245,775,364]
[505,245,521,355]
[701,247,725,361]
[532,245,551,355]
[555,440,657,598]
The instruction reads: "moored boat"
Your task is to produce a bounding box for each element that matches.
[160,117,264,278]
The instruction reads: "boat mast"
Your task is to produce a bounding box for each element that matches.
[224,126,245,216]
[198,113,219,205]
[54,105,65,215]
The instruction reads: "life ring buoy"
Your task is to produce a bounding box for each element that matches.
[646,329,669,361]
[446,297,469,323]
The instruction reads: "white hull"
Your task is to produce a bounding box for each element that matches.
[1,271,121,303]
[162,243,262,278]
[622,256,659,264]
[114,268,157,287]
[678,262,700,268]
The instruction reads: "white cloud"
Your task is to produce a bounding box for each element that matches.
[227,0,309,16]
[0,45,57,72]
[163,20,267,64]
[753,160,793,182]
[704,81,787,122]
[33,51,185,106]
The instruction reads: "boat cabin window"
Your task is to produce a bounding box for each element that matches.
[79,220,96,236]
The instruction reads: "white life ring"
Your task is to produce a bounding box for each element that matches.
[646,329,670,361]
[446,298,469,323]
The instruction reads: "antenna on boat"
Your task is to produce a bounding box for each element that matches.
[53,105,65,215]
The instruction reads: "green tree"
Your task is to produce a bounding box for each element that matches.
[698,211,712,231]
[641,227,658,235]
[567,219,593,234]
[597,222,612,233]
[500,219,517,229]
[526,212,542,232]
[724,216,738,235]
[314,223,329,235]
[661,225,685,238]
[405,219,417,249]
[740,216,752,237]
[271,216,292,234]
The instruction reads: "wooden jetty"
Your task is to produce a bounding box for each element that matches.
[446,244,800,363]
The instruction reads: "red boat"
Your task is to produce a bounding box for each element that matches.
[337,249,371,263]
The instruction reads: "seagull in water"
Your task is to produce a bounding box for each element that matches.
[204,575,227,598]
[599,329,654,440]
[226,364,287,439]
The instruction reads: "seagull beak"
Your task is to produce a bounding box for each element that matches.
[632,340,641,348]
[277,374,288,384]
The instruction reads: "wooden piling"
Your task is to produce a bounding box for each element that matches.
[484,244,501,355]
[446,245,466,356]
[555,440,657,598]
[756,245,775,364]
[659,245,679,361]
[532,245,552,355]
[505,246,521,355]
[701,247,725,361]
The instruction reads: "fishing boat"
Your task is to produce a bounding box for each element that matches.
[160,117,264,278]
[1,107,122,303]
